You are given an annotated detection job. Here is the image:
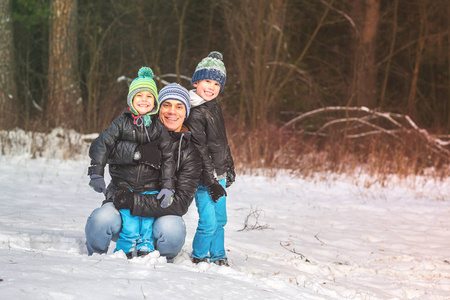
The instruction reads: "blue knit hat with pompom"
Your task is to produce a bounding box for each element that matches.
[191,51,226,93]
[127,67,159,116]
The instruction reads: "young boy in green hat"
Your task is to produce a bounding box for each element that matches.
[87,67,175,259]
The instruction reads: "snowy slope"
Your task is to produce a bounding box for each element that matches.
[1,133,450,299]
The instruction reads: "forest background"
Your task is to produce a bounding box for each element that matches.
[0,0,449,180]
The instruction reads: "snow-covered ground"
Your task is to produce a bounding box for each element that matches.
[1,129,450,299]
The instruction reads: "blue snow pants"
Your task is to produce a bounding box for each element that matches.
[115,190,158,254]
[85,202,186,259]
[191,178,227,262]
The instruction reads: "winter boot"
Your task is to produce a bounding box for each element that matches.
[191,257,209,264]
[213,258,229,267]
[125,252,133,259]
[137,250,151,257]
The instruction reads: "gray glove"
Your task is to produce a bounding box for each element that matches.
[157,188,174,208]
[89,174,106,194]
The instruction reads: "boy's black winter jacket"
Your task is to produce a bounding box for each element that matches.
[88,109,175,192]
[105,128,202,217]
[184,99,234,187]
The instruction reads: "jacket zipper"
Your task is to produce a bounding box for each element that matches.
[136,127,144,184]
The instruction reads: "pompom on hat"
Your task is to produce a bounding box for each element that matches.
[127,67,159,116]
[191,51,226,93]
[159,83,191,120]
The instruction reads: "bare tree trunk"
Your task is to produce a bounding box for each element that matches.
[173,0,189,83]
[224,0,289,128]
[448,3,450,129]
[0,0,17,129]
[407,0,427,120]
[380,0,398,109]
[48,0,82,130]
[350,0,380,108]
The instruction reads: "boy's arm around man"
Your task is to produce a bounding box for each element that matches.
[108,131,202,217]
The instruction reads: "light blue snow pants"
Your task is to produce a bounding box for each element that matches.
[191,178,227,262]
[115,190,158,254]
[116,209,155,254]
[85,202,186,259]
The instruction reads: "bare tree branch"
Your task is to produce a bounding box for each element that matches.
[238,207,271,232]
[318,0,359,35]
[281,106,450,158]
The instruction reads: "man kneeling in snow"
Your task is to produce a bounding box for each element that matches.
[85,83,201,260]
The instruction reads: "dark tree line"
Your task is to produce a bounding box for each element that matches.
[0,0,449,134]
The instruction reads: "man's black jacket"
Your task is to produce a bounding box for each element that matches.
[106,128,202,217]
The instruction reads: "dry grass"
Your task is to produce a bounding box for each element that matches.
[227,117,450,183]
[2,117,448,185]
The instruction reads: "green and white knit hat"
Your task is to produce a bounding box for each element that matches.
[191,51,226,93]
[127,67,159,116]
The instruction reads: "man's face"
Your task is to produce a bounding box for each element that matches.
[159,99,186,132]
[132,91,155,115]
[193,79,221,101]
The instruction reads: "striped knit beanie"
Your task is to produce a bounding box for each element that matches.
[159,83,191,120]
[191,51,226,93]
[127,67,159,116]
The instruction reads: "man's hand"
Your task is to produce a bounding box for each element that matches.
[113,188,134,210]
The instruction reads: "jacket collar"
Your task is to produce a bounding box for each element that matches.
[189,90,206,107]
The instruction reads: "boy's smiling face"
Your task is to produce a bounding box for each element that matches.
[193,79,221,101]
[132,91,155,115]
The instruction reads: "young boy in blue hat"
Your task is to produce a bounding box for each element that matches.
[185,51,236,266]
[87,67,176,259]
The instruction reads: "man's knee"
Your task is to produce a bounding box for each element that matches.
[85,203,122,255]
[153,216,186,258]
[87,203,122,226]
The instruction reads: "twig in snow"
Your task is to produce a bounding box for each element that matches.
[314,232,324,246]
[238,207,271,231]
[141,285,146,299]
[279,242,311,263]
[90,260,102,267]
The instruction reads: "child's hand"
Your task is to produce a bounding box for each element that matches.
[157,188,174,208]
[226,167,236,188]
[113,188,134,210]
[136,141,161,169]
[208,182,227,202]
[89,174,106,194]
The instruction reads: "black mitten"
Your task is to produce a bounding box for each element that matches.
[208,182,227,203]
[113,188,134,210]
[135,141,161,168]
[226,166,236,188]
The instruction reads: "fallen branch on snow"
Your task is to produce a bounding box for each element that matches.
[281,106,450,158]
[279,242,312,263]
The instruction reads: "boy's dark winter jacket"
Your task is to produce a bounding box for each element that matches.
[184,98,234,187]
[88,109,175,192]
[106,128,202,217]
